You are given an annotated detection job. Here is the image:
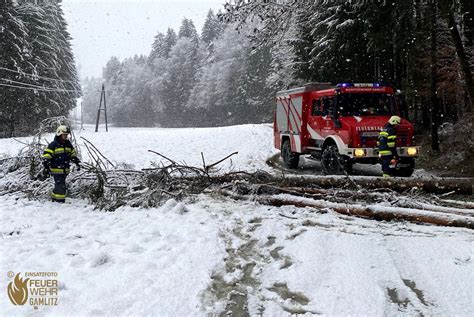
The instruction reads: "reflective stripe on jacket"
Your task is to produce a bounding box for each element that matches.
[42,136,78,174]
[377,123,397,157]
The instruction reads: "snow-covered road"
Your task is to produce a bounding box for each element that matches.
[1,194,472,316]
[1,124,473,316]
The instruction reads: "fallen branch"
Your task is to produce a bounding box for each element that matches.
[206,151,238,171]
[148,150,178,165]
[81,137,115,168]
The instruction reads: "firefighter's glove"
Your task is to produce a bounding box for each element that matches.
[42,168,50,178]
[389,158,398,169]
[72,157,81,171]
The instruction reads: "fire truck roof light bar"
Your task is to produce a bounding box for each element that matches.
[336,83,383,88]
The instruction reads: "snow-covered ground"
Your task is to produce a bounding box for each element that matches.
[1,124,473,316]
[0,124,278,172]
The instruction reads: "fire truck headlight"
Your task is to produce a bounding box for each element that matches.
[354,149,366,157]
[407,147,418,156]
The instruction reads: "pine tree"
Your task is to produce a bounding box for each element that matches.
[187,23,274,126]
[110,57,155,127]
[178,18,199,41]
[148,31,165,63]
[201,9,221,44]
[159,37,201,126]
[43,1,81,110]
[81,77,102,124]
[0,0,30,137]
[149,28,177,67]
[0,0,80,136]
[163,28,177,57]
[103,56,122,84]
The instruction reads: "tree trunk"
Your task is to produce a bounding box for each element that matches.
[221,190,474,230]
[439,0,474,113]
[430,1,440,151]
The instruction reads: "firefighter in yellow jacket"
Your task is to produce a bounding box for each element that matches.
[41,125,81,202]
[378,116,401,177]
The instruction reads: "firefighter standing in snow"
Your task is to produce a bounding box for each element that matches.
[378,116,401,177]
[42,125,81,202]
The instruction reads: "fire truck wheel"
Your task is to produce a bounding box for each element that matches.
[321,145,348,175]
[281,139,300,169]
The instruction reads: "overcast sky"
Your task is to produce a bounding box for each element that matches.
[62,0,225,79]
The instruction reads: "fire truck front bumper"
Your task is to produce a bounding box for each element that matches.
[347,146,420,159]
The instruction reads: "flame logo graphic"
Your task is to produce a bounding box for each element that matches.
[7,273,29,305]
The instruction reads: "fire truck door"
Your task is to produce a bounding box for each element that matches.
[308,98,325,145]
[322,96,335,131]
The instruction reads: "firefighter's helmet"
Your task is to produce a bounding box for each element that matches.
[389,116,401,125]
[56,125,70,136]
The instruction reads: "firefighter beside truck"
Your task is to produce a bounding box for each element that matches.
[273,82,419,176]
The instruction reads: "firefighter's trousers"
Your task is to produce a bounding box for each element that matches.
[52,174,67,203]
[380,155,393,177]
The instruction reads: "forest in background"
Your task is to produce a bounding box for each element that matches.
[81,11,274,128]
[0,0,81,137]
[81,0,472,137]
[0,0,472,166]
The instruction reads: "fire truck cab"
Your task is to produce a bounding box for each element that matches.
[274,82,419,176]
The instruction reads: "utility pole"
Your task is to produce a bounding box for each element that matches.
[95,84,108,132]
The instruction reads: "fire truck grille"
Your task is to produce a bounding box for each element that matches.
[359,133,378,147]
[358,129,410,147]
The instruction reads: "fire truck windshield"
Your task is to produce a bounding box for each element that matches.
[337,93,395,116]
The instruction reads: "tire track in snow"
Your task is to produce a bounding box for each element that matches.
[382,237,438,315]
[204,218,264,316]
[203,210,319,316]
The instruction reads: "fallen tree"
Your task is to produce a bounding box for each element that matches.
[265,154,473,195]
[220,188,474,230]
[273,175,473,195]
[1,134,472,232]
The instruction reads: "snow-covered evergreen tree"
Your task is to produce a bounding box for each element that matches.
[0,0,80,137]
[148,31,166,63]
[163,28,177,58]
[80,76,102,124]
[187,23,273,126]
[201,9,222,45]
[0,0,30,137]
[111,56,155,127]
[178,18,199,41]
[159,37,201,126]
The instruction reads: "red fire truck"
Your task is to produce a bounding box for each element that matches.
[274,82,419,176]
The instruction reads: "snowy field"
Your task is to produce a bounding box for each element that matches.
[0,124,278,172]
[1,124,473,316]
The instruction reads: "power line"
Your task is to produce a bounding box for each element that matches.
[0,82,78,93]
[0,66,78,85]
[0,77,78,92]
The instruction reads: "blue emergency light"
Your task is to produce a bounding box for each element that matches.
[337,83,383,88]
[337,83,353,87]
